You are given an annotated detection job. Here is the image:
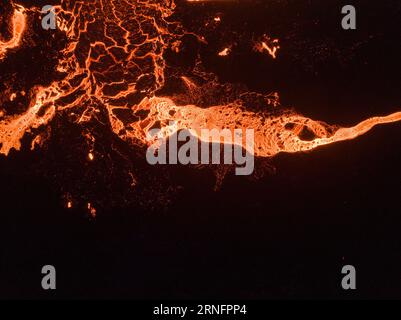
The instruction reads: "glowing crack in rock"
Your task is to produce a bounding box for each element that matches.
[254,36,280,59]
[0,0,400,163]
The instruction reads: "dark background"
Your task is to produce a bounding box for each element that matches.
[0,0,401,299]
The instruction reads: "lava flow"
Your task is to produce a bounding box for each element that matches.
[0,4,26,60]
[0,1,400,168]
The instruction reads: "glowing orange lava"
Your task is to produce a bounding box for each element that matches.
[0,5,26,60]
[0,0,400,163]
[254,36,280,59]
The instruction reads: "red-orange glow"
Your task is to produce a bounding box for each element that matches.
[218,47,231,56]
[0,5,26,60]
[254,36,280,59]
[0,0,400,164]
[125,97,401,157]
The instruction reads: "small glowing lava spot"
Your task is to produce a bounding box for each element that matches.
[9,93,17,101]
[214,16,221,22]
[87,202,97,218]
[88,152,94,161]
[171,40,182,53]
[67,201,72,209]
[30,135,43,151]
[254,36,280,59]
[57,65,67,72]
[128,172,137,188]
[218,47,231,57]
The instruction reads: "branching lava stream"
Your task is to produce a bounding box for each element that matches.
[0,0,400,195]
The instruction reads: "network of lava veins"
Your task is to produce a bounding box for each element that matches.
[0,1,401,169]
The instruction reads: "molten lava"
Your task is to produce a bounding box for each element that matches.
[0,0,400,164]
[0,4,26,60]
